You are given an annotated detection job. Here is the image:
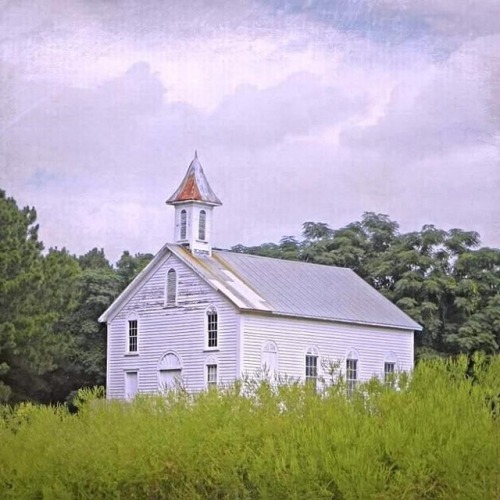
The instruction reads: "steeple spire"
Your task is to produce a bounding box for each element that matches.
[166,154,222,256]
[166,152,222,206]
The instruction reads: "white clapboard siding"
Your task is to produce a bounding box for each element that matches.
[241,313,414,383]
[107,252,240,399]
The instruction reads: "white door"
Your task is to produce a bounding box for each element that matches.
[125,371,138,400]
[262,342,278,378]
[159,369,182,391]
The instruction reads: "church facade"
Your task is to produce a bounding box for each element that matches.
[99,154,421,399]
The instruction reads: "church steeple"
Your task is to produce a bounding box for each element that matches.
[166,153,222,256]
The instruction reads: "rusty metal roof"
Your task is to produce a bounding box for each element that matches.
[169,245,422,331]
[166,152,222,206]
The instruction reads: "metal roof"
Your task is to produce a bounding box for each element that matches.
[169,245,422,331]
[166,152,222,206]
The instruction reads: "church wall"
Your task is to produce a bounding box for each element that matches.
[106,252,240,399]
[241,313,414,383]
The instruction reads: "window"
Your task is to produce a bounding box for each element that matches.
[180,209,187,240]
[384,352,397,387]
[384,362,396,386]
[305,346,319,387]
[206,306,218,348]
[166,268,177,306]
[125,371,138,400]
[128,319,138,353]
[199,210,206,240]
[207,364,217,388]
[346,358,357,396]
[262,341,278,378]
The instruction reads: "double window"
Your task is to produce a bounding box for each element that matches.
[206,306,218,348]
[305,346,319,387]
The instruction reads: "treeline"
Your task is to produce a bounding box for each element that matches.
[232,214,500,360]
[1,358,499,498]
[1,189,500,404]
[0,190,153,404]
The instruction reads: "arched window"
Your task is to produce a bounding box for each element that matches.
[384,352,398,386]
[166,268,177,306]
[180,209,187,240]
[305,346,319,387]
[158,352,182,391]
[199,210,206,241]
[262,341,278,377]
[127,312,139,353]
[206,306,218,348]
[346,348,359,396]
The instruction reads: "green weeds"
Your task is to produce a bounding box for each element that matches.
[1,357,499,499]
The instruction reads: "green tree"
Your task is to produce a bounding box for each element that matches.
[302,222,334,241]
[63,249,121,396]
[0,190,52,402]
[33,249,82,403]
[446,247,500,354]
[116,251,154,290]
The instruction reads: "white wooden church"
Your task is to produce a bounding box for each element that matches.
[100,154,421,399]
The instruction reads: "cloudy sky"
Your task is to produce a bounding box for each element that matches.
[1,0,499,262]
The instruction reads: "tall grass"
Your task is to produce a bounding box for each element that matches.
[1,357,499,499]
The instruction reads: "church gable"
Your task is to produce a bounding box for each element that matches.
[105,250,240,399]
[106,251,231,325]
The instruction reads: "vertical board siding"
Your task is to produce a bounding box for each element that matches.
[242,314,414,383]
[107,253,239,399]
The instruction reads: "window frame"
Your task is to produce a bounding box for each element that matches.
[205,305,218,350]
[384,352,398,387]
[198,209,207,241]
[126,313,139,354]
[206,362,218,389]
[384,362,396,385]
[180,209,187,240]
[346,349,359,396]
[165,268,177,307]
[305,346,319,388]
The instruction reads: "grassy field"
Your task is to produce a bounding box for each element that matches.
[1,356,499,499]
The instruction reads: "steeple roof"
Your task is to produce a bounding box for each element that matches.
[166,152,222,206]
